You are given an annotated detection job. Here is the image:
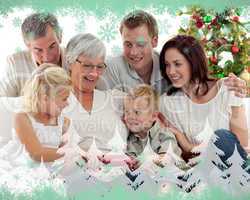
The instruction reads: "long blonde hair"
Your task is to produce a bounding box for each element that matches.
[22,63,72,113]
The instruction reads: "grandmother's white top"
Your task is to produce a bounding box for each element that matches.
[63,89,128,152]
[160,80,244,144]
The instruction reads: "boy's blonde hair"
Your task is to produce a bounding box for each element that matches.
[22,63,72,113]
[127,84,159,111]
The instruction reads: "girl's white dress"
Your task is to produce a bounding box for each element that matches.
[0,114,64,167]
[0,114,65,193]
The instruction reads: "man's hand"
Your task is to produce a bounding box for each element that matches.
[224,73,247,98]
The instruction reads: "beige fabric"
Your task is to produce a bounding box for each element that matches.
[96,51,168,94]
[0,48,65,97]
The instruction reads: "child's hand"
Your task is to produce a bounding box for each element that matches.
[97,154,129,166]
[97,154,111,165]
[153,154,166,168]
[125,157,140,171]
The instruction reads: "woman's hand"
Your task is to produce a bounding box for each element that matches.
[224,73,247,98]
[157,112,179,135]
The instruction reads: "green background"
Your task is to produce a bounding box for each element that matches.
[0,0,250,15]
[0,0,249,199]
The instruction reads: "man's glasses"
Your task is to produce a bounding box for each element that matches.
[76,59,107,72]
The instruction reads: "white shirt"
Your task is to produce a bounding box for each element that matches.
[96,51,168,94]
[0,48,65,97]
[160,80,244,144]
[62,89,128,152]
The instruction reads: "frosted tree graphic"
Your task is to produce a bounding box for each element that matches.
[104,125,130,166]
[119,138,165,193]
[176,119,228,192]
[188,118,215,165]
[89,126,129,183]
[52,124,85,176]
[218,144,250,196]
[153,141,187,193]
[107,125,126,154]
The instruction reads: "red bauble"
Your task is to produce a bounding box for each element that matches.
[192,14,200,20]
[211,17,218,25]
[196,20,204,28]
[216,24,221,29]
[192,14,204,29]
[232,16,239,22]
[231,45,240,54]
[209,56,218,64]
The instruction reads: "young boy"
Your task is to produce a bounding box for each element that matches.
[123,84,182,170]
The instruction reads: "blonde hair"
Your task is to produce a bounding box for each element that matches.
[127,84,159,111]
[22,63,72,113]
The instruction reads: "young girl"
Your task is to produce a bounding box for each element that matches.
[159,35,248,164]
[0,64,72,165]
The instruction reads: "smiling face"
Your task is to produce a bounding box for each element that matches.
[26,25,61,65]
[70,55,105,93]
[124,95,156,134]
[121,24,157,73]
[164,48,192,89]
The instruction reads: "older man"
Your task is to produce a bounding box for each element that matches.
[0,12,65,97]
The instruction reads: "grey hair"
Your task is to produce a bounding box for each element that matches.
[65,33,106,73]
[21,12,62,43]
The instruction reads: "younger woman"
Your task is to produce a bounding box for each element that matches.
[159,35,248,164]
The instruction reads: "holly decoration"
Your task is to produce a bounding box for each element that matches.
[178,6,250,79]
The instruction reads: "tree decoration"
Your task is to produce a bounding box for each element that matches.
[203,15,212,23]
[231,44,240,54]
[178,6,250,80]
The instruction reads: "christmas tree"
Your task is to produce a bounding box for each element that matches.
[177,6,250,95]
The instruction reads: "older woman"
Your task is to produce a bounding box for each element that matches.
[63,33,127,157]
